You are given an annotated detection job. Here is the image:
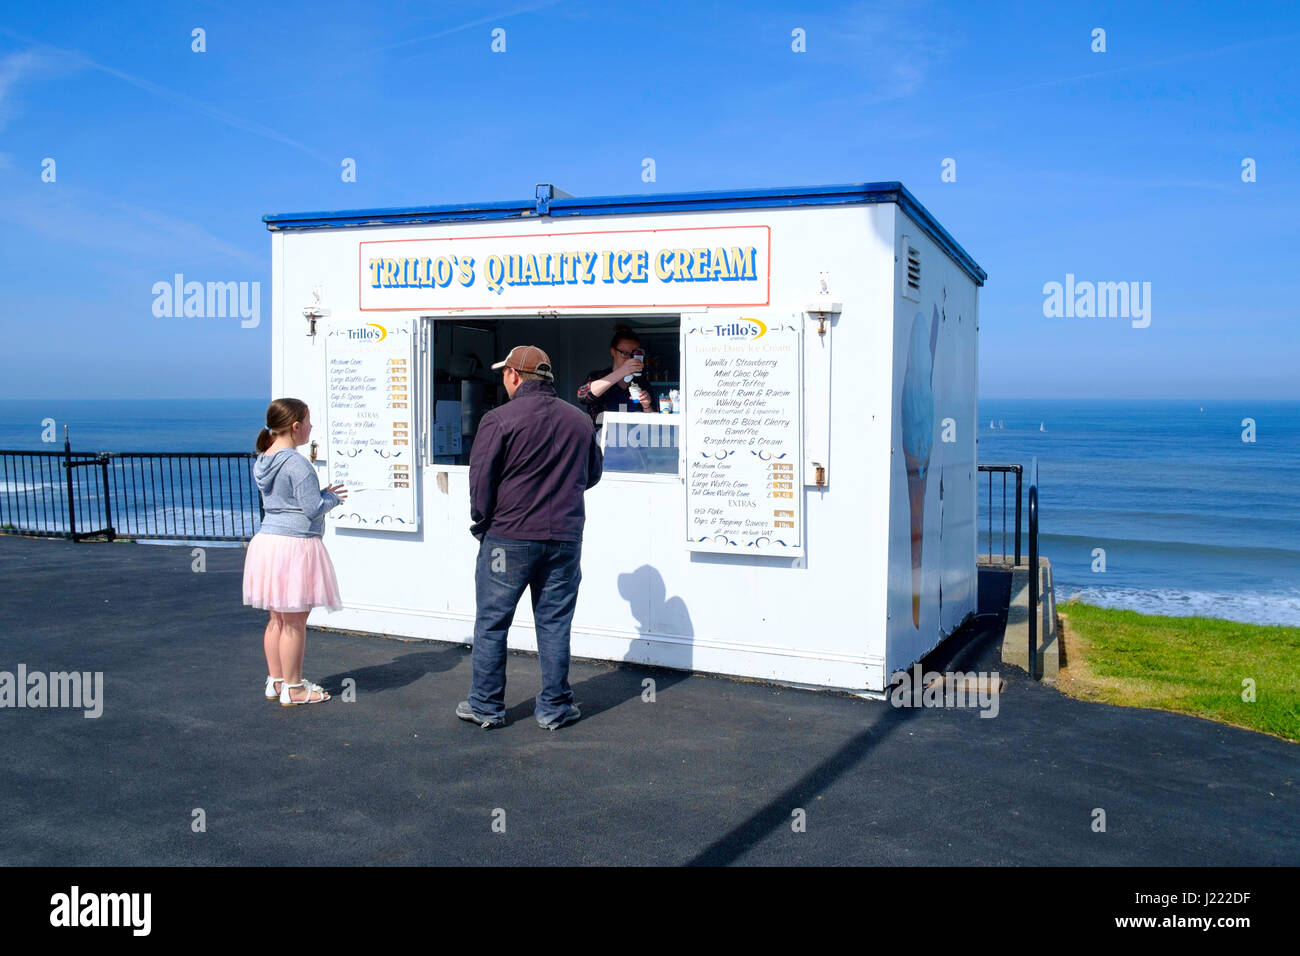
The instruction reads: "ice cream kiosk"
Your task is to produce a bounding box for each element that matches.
[262,181,985,695]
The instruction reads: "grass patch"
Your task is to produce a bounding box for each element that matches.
[1056,599,1299,742]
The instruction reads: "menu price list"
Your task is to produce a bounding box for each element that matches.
[684,317,802,555]
[324,323,417,529]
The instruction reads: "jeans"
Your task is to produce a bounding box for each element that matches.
[468,533,583,725]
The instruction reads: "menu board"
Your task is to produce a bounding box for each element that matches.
[323,318,419,531]
[683,312,803,556]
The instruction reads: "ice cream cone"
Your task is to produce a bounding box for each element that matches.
[900,306,940,630]
[906,464,927,628]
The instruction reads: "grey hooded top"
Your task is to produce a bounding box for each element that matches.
[253,449,340,537]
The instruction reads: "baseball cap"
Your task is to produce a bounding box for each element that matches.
[491,345,554,380]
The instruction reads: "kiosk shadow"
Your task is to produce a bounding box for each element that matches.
[687,703,923,865]
[564,564,694,722]
[319,644,464,695]
[687,575,1015,865]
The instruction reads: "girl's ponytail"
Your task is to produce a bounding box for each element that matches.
[258,398,309,453]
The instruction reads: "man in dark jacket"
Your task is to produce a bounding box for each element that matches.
[457,345,603,730]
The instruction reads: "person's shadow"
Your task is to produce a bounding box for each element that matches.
[562,564,694,722]
[319,645,463,695]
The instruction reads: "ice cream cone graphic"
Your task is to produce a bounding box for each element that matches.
[905,462,927,625]
[901,306,940,628]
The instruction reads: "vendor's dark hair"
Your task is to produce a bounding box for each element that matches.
[609,323,640,350]
[257,398,309,453]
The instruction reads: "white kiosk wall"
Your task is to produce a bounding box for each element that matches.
[885,216,980,676]
[267,192,982,694]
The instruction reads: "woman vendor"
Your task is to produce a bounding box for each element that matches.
[576,324,660,425]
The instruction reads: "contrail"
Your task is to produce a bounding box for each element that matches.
[0,24,334,166]
[952,31,1300,104]
[368,0,565,54]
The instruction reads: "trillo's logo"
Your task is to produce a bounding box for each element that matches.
[347,323,388,342]
[713,317,767,339]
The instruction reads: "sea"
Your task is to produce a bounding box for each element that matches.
[978,399,1299,628]
[0,398,1296,627]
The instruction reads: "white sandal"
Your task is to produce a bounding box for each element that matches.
[265,676,283,700]
[280,678,329,706]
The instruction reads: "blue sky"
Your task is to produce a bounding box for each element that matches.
[0,0,1296,400]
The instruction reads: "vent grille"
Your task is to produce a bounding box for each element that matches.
[900,236,922,301]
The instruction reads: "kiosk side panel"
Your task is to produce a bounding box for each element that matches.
[885,209,980,677]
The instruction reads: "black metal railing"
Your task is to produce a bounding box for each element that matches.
[0,432,261,542]
[978,463,1022,564]
[1,449,93,539]
[1028,458,1040,680]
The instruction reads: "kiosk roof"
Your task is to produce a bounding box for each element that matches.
[263,181,985,286]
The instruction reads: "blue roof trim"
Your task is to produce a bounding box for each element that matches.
[263,182,986,286]
[262,197,533,230]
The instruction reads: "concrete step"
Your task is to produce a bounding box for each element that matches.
[922,672,1006,695]
[1001,556,1059,683]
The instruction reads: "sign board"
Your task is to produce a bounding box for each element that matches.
[683,312,803,556]
[323,318,419,531]
[433,400,463,456]
[359,225,770,311]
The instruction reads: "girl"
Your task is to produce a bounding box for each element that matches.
[243,398,348,706]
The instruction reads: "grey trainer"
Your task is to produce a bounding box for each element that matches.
[538,704,581,730]
[456,700,505,729]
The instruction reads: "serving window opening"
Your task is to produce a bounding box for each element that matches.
[425,315,682,475]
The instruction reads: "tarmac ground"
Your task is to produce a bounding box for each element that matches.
[0,535,1294,866]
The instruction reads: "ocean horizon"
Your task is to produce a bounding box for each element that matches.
[1,397,1296,628]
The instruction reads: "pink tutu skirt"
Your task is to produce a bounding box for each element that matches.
[242,532,342,613]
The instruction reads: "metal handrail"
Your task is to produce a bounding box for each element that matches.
[977,464,1023,564]
[1028,457,1039,680]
